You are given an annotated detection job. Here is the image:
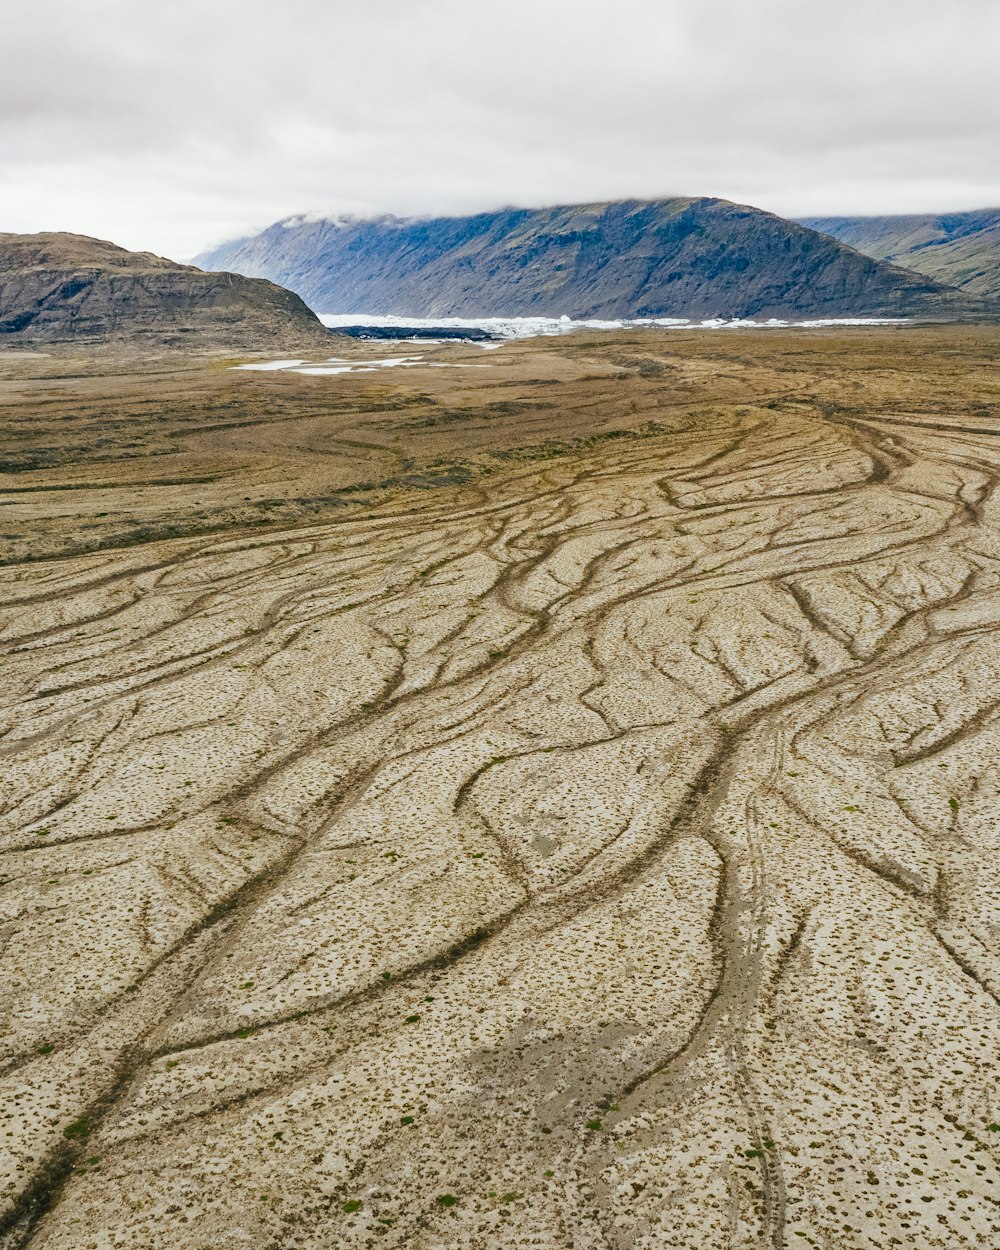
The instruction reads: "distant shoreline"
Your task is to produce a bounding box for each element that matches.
[319,312,912,341]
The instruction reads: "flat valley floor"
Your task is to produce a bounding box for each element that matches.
[1,326,999,1249]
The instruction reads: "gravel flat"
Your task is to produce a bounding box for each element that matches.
[2,326,999,1249]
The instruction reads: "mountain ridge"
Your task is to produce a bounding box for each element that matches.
[194,197,989,320]
[0,231,331,346]
[800,208,1000,298]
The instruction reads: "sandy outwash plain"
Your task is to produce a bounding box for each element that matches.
[1,326,999,1249]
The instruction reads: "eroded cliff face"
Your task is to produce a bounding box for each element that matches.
[195,196,987,319]
[0,232,331,346]
[1,326,999,1250]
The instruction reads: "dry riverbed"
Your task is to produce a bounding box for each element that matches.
[1,326,999,1249]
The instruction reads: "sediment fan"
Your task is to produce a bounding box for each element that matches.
[5,324,1000,1247]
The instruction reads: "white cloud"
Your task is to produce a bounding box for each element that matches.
[1,0,998,258]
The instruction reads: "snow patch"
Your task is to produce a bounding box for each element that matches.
[232,354,432,377]
[318,313,908,340]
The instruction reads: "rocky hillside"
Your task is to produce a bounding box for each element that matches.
[801,208,1000,299]
[0,232,331,346]
[194,197,987,320]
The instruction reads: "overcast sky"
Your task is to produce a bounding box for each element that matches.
[2,0,998,259]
